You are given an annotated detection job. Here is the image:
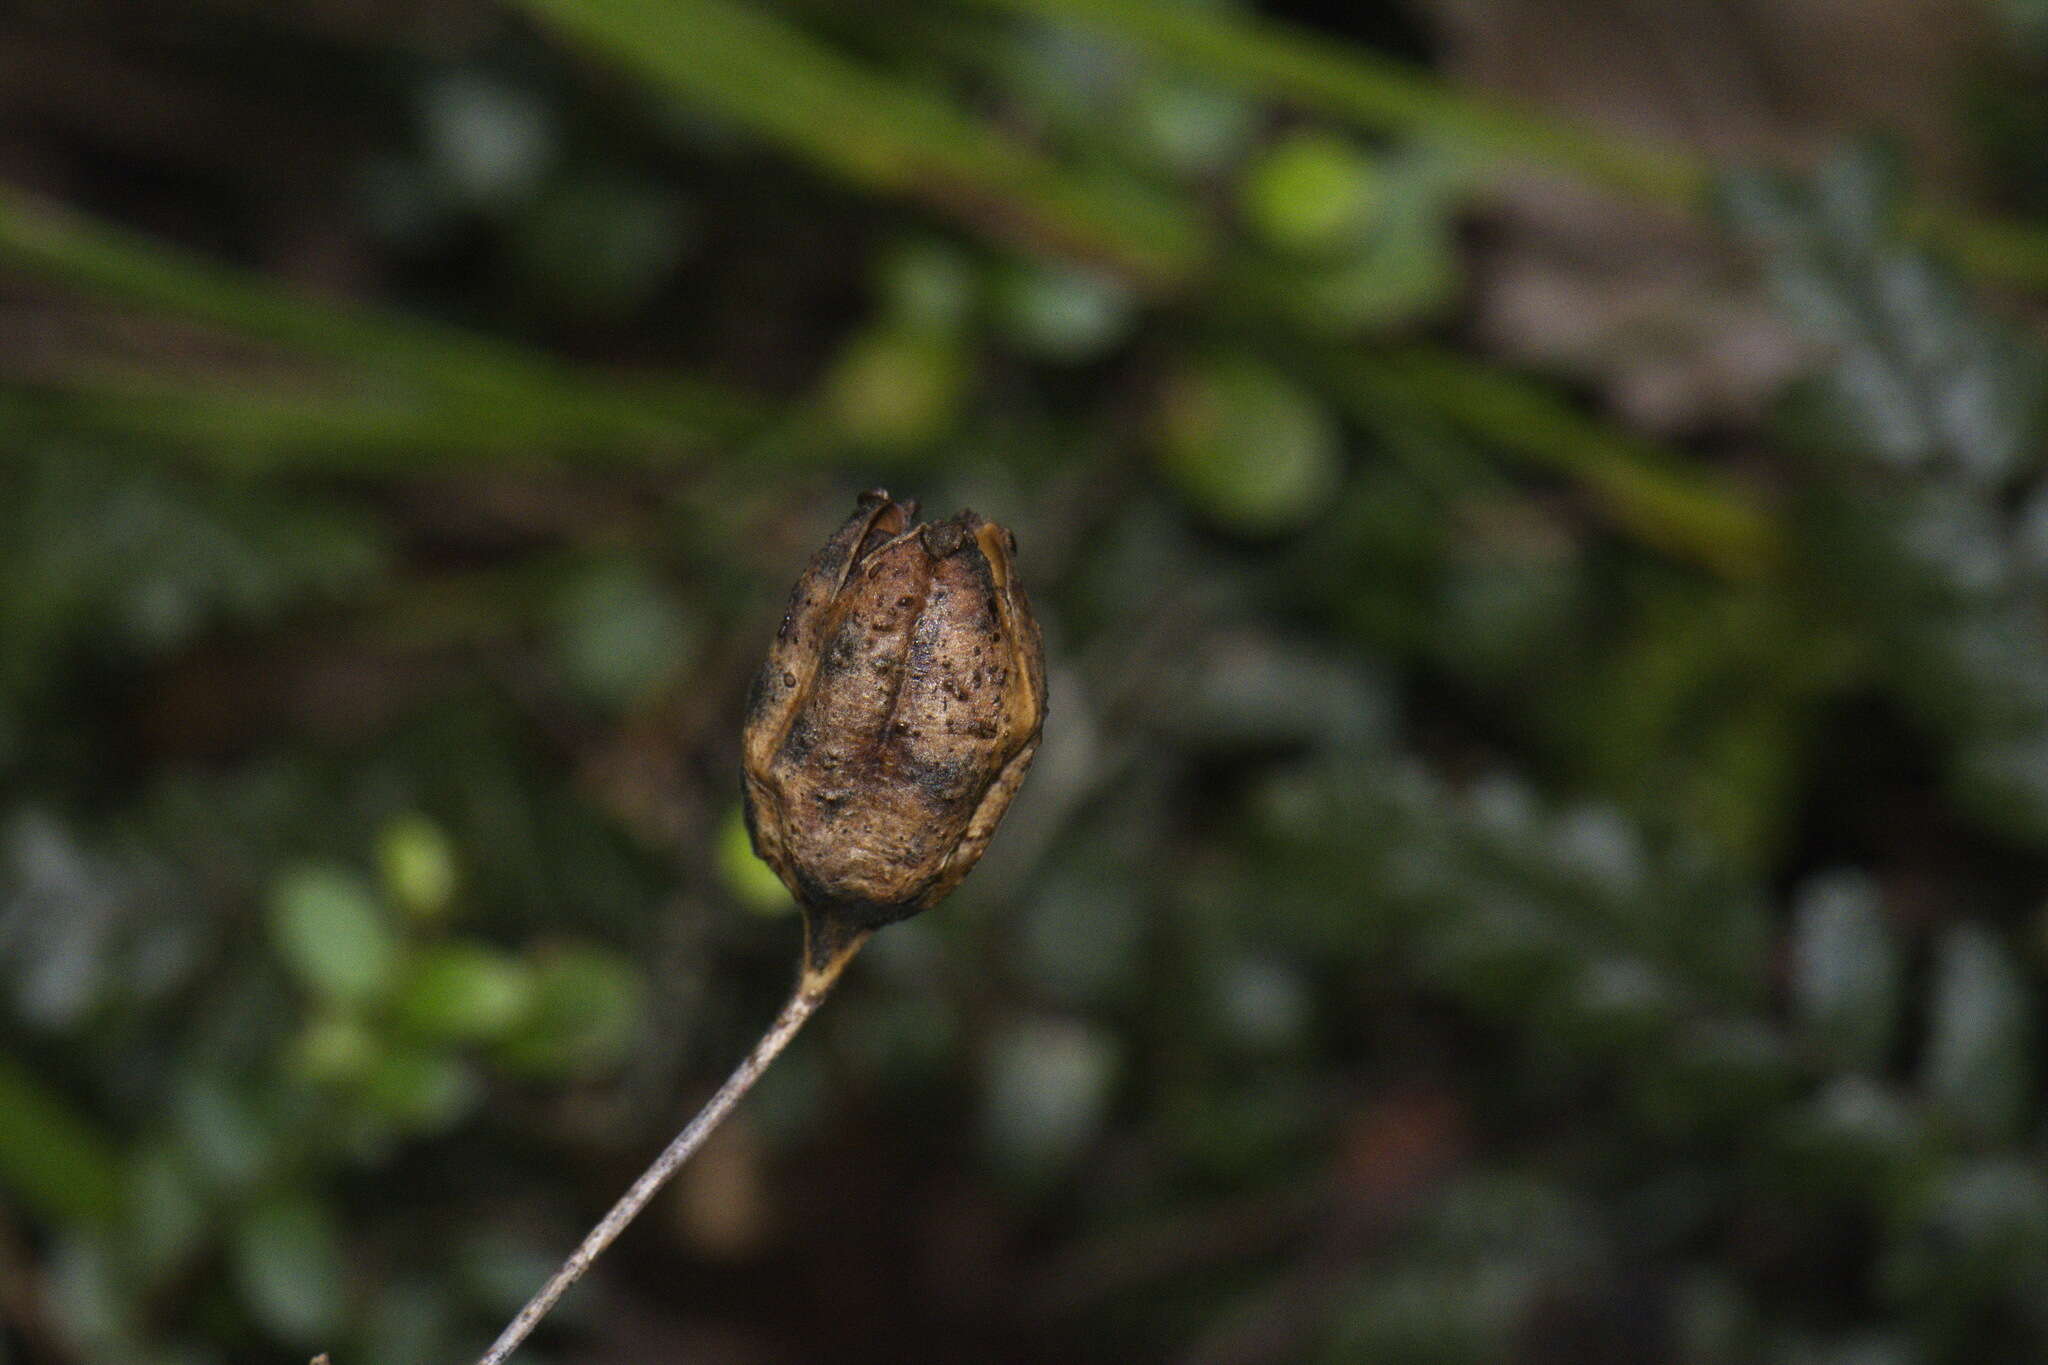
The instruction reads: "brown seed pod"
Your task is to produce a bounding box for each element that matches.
[474,490,1044,1365]
[741,489,1047,968]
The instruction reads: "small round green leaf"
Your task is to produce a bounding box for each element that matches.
[823,326,967,452]
[1242,131,1381,256]
[392,944,534,1043]
[496,947,645,1078]
[1155,355,1341,536]
[359,1048,478,1135]
[377,814,460,922]
[268,864,398,1006]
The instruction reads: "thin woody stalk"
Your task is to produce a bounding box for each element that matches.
[474,926,869,1365]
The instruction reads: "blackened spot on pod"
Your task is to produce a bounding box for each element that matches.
[779,716,817,767]
[907,756,972,807]
[819,623,862,679]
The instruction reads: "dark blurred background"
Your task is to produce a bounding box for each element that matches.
[4,1,2048,1362]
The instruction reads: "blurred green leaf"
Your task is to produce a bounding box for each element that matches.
[1789,873,1899,1071]
[124,1146,208,1282]
[1722,150,2048,481]
[823,325,969,451]
[506,173,690,321]
[359,1278,459,1365]
[1883,1159,2048,1313]
[392,944,535,1044]
[0,456,386,672]
[0,1053,121,1225]
[971,0,2048,288]
[0,188,757,465]
[289,1013,380,1086]
[496,947,645,1078]
[1242,131,1383,256]
[548,562,697,708]
[1121,76,1255,178]
[358,1048,479,1134]
[231,1193,347,1344]
[377,815,461,923]
[171,1071,280,1193]
[1922,923,2033,1143]
[876,239,980,335]
[972,0,1699,207]
[1773,1077,1927,1204]
[512,0,1206,286]
[1335,347,1779,578]
[46,1232,143,1360]
[982,1016,1119,1182]
[989,259,1136,362]
[420,72,559,211]
[1155,353,1341,536]
[268,865,400,1007]
[1634,1020,1796,1138]
[1246,145,1462,335]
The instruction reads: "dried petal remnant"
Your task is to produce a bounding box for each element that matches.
[742,490,1047,939]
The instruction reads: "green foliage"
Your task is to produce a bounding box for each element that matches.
[1790,873,1899,1072]
[2,6,2047,1365]
[231,1194,348,1344]
[1922,925,2033,1145]
[0,1055,122,1226]
[1726,147,2048,847]
[1154,354,1341,535]
[269,866,401,1007]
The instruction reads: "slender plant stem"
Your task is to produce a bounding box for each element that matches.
[508,0,1205,287]
[474,926,870,1365]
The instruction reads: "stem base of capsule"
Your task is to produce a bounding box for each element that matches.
[801,909,875,985]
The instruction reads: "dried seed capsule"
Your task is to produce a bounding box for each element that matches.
[742,489,1047,962]
[478,490,1046,1365]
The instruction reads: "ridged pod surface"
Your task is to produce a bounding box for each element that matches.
[742,490,1047,959]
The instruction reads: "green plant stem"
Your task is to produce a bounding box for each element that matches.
[471,925,870,1365]
[509,0,1206,288]
[0,379,760,471]
[0,185,761,456]
[1336,346,1779,579]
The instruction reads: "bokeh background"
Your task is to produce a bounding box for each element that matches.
[5,1,2048,1362]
